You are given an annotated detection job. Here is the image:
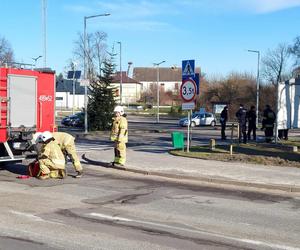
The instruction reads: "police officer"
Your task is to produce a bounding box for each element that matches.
[261,105,276,142]
[220,106,228,140]
[38,131,66,180]
[110,106,128,167]
[236,104,247,143]
[247,105,257,141]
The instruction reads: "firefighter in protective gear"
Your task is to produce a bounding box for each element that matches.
[53,132,83,178]
[261,105,276,142]
[110,106,128,166]
[38,131,66,180]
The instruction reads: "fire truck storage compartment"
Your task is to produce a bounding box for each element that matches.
[8,74,37,129]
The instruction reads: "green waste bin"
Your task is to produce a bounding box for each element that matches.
[171,132,184,149]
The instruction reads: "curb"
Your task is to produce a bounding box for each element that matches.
[82,154,300,194]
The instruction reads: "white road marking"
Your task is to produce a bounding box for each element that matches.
[10,210,45,222]
[10,210,63,225]
[88,212,300,250]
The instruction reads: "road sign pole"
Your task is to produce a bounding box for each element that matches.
[187,110,190,152]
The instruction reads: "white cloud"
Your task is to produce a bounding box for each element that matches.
[176,0,300,14]
[248,0,300,14]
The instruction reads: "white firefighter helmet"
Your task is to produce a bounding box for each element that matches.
[114,105,124,115]
[41,131,53,142]
[31,132,43,144]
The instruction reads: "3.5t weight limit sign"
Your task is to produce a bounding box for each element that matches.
[180,79,196,102]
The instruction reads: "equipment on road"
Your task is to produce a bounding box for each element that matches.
[0,66,56,162]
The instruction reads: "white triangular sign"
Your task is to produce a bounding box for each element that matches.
[183,61,194,76]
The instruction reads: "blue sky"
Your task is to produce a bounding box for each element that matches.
[1,0,300,78]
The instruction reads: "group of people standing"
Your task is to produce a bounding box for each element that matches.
[220,104,276,143]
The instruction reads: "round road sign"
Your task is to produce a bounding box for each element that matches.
[180,79,197,102]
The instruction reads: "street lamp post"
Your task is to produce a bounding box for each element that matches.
[83,13,110,134]
[117,41,122,105]
[248,49,260,127]
[32,56,42,67]
[153,60,166,123]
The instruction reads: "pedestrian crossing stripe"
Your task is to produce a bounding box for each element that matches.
[182,60,194,76]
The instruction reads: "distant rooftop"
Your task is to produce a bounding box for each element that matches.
[133,67,201,82]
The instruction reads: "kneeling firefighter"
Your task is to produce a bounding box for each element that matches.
[37,131,66,180]
[110,106,128,166]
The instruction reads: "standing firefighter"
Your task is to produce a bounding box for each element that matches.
[38,131,66,180]
[53,132,83,178]
[236,104,247,143]
[247,105,257,141]
[220,106,228,140]
[110,106,128,167]
[262,105,276,142]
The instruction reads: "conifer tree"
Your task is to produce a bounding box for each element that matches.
[88,56,116,130]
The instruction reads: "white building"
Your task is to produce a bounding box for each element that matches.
[111,72,142,104]
[56,79,85,110]
[133,67,201,93]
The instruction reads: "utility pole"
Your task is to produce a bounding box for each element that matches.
[42,0,47,67]
[117,42,122,105]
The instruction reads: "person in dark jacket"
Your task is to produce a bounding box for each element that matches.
[236,104,247,143]
[247,105,257,141]
[261,105,276,142]
[220,106,228,140]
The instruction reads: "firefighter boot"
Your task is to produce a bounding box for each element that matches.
[74,171,82,178]
[38,174,50,180]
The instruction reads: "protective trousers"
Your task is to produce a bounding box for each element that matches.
[64,144,83,172]
[38,140,66,179]
[53,132,82,172]
[114,142,126,165]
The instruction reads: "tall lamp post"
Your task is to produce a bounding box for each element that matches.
[248,49,260,127]
[153,60,166,123]
[84,13,110,134]
[117,41,122,105]
[32,55,42,67]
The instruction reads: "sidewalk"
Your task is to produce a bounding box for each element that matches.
[83,147,300,194]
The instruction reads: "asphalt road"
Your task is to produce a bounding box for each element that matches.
[1,117,299,249]
[1,142,300,249]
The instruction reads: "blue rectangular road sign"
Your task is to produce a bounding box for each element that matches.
[182,60,195,77]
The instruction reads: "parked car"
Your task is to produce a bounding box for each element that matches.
[178,112,216,127]
[61,112,84,127]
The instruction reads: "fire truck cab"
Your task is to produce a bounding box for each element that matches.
[0,67,56,162]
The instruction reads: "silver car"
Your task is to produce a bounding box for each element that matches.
[179,112,216,127]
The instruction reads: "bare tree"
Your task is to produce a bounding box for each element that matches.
[73,31,107,80]
[289,36,300,66]
[0,36,14,65]
[93,31,107,75]
[261,43,290,85]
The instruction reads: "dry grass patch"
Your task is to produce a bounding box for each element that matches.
[170,143,300,168]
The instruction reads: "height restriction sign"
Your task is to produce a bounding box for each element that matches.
[180,78,196,102]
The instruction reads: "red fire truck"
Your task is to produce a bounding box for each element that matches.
[0,67,56,162]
